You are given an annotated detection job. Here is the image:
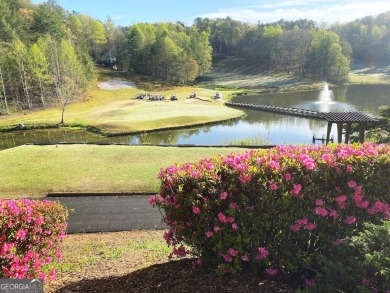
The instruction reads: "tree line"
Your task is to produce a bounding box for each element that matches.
[0,0,98,116]
[193,14,390,82]
[0,0,389,116]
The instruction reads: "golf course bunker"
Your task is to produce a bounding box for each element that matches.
[97,79,137,90]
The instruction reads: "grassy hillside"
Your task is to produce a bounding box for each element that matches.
[201,56,317,89]
[0,144,251,199]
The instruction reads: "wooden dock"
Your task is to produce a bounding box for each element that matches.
[225,102,377,144]
[225,102,322,119]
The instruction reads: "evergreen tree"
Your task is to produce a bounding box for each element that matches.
[32,0,66,40]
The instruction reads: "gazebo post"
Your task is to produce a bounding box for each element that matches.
[326,122,333,144]
[359,123,366,143]
[337,123,343,143]
[345,123,352,144]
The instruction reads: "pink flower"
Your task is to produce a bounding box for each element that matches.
[218,212,227,222]
[329,209,339,219]
[344,216,357,225]
[348,180,357,188]
[148,196,155,205]
[163,231,171,241]
[284,173,292,181]
[362,278,370,286]
[368,201,389,215]
[315,207,328,217]
[205,231,213,238]
[266,268,278,276]
[335,195,347,209]
[354,185,363,195]
[241,255,249,261]
[226,217,235,223]
[290,224,301,232]
[220,192,228,200]
[192,206,200,214]
[15,229,28,241]
[228,248,238,256]
[232,223,238,230]
[221,253,233,262]
[204,162,214,170]
[239,174,252,184]
[356,200,369,209]
[214,226,220,232]
[268,160,280,170]
[1,243,15,256]
[269,182,277,190]
[333,238,348,246]
[315,199,323,206]
[296,218,308,225]
[256,247,269,260]
[306,223,317,230]
[230,202,238,209]
[290,184,302,196]
[305,279,316,288]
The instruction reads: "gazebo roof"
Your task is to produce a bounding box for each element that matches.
[319,112,377,123]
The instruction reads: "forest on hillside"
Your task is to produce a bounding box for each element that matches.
[0,0,389,115]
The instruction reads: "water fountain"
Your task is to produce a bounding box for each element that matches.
[318,82,334,104]
[294,82,356,112]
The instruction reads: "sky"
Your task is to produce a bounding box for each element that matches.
[31,0,390,27]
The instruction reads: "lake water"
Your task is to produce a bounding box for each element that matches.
[1,84,389,149]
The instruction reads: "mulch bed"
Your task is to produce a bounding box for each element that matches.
[55,259,298,293]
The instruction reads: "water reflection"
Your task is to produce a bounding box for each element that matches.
[1,84,389,149]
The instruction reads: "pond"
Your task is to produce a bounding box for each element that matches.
[1,84,389,150]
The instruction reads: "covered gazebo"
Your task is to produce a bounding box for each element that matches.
[319,112,377,144]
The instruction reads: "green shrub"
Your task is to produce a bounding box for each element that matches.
[313,221,390,293]
[151,143,390,289]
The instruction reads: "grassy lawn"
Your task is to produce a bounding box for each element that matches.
[0,69,244,134]
[0,144,250,199]
[45,230,171,292]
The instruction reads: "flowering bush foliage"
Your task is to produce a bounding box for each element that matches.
[150,143,390,286]
[0,199,68,279]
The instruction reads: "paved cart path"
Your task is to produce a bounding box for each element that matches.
[45,195,166,234]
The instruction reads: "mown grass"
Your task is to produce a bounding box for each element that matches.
[0,144,250,199]
[348,72,390,84]
[45,230,171,292]
[0,69,244,134]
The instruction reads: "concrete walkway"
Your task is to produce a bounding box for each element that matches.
[45,195,166,234]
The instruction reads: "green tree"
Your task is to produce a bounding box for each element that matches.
[11,39,32,109]
[307,29,350,82]
[32,0,66,40]
[127,25,145,71]
[190,30,212,76]
[179,55,199,83]
[56,39,88,124]
[28,43,49,106]
[150,35,182,81]
[0,0,16,42]
[0,45,9,114]
[79,15,106,58]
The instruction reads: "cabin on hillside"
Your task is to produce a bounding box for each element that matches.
[97,51,117,69]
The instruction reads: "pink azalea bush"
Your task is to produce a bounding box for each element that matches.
[0,199,68,280]
[150,143,390,283]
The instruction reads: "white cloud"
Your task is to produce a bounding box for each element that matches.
[199,1,390,24]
